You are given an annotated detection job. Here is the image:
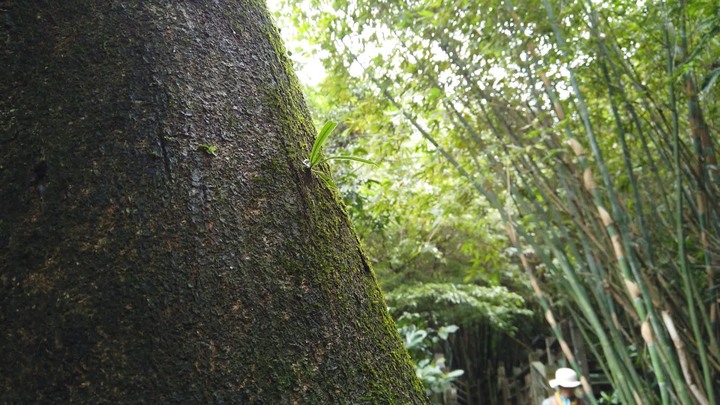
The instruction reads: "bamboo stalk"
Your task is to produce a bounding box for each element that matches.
[677,0,720,377]
[661,311,710,405]
[506,1,668,398]
[541,1,700,401]
[317,2,720,402]
[584,7,670,403]
[663,1,717,401]
[428,17,646,400]
[505,220,600,405]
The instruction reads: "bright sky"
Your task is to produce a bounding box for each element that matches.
[266,0,327,87]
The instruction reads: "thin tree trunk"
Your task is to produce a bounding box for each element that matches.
[0,1,426,403]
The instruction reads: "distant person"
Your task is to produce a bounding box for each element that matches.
[541,367,584,405]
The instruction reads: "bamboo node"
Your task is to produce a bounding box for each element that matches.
[597,206,613,226]
[567,138,585,156]
[641,320,654,345]
[633,390,643,405]
[530,276,543,297]
[696,193,706,214]
[661,311,682,347]
[624,278,640,299]
[545,310,556,326]
[611,234,624,259]
[580,376,592,397]
[504,223,517,243]
[583,168,597,190]
[559,340,574,361]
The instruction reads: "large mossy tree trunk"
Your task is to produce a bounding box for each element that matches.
[0,1,425,403]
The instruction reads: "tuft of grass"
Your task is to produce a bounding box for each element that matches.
[304,121,375,188]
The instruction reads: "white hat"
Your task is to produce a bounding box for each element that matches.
[549,367,581,388]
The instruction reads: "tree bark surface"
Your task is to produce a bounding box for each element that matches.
[0,1,425,403]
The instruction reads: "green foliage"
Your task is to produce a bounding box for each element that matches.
[273,0,720,402]
[414,359,464,398]
[198,144,217,156]
[395,312,464,400]
[598,391,621,405]
[387,283,532,333]
[701,67,720,94]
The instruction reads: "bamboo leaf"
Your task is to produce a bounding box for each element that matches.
[701,67,720,94]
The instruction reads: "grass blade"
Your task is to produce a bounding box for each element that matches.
[319,156,377,166]
[310,121,338,167]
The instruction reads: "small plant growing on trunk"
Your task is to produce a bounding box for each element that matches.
[303,121,375,187]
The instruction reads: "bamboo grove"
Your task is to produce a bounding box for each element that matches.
[277,0,720,402]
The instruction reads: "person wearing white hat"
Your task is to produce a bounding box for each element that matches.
[541,367,584,405]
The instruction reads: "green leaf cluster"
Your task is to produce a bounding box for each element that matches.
[394,312,464,400]
[387,283,532,333]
